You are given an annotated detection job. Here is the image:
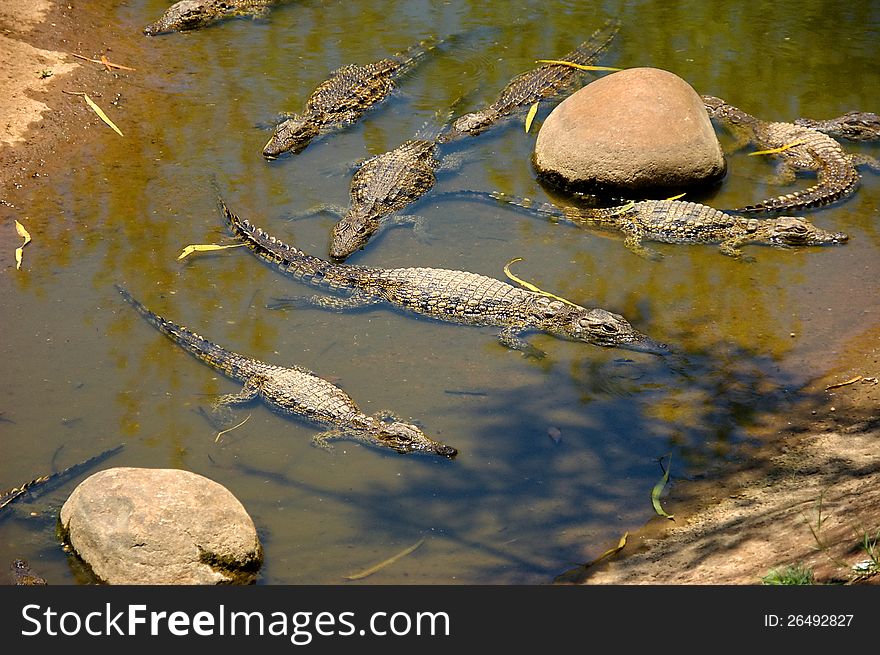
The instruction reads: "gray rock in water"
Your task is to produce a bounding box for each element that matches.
[59,467,262,584]
[532,67,725,195]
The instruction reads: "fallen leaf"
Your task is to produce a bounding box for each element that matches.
[215,414,251,443]
[536,59,622,72]
[177,243,246,260]
[525,101,539,133]
[14,219,31,270]
[503,258,583,309]
[665,192,687,201]
[344,539,425,581]
[83,93,124,136]
[70,52,136,71]
[552,532,628,584]
[651,454,675,520]
[825,376,863,391]
[749,139,806,156]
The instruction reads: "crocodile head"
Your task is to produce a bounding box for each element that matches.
[764,216,849,248]
[375,421,458,458]
[144,0,228,36]
[438,109,498,142]
[536,298,668,355]
[262,115,322,159]
[701,94,754,126]
[329,212,379,261]
[794,111,880,142]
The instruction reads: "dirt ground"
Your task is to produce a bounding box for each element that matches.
[2,0,878,586]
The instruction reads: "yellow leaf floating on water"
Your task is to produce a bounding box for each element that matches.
[651,453,675,520]
[177,243,246,260]
[536,59,622,72]
[344,539,425,581]
[748,139,806,156]
[83,93,124,137]
[14,220,31,270]
[551,532,628,584]
[214,414,251,443]
[525,101,539,133]
[503,258,583,309]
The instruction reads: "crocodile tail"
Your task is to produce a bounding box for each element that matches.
[393,34,443,71]
[218,197,353,287]
[558,18,621,66]
[443,188,575,221]
[736,167,860,214]
[114,284,253,381]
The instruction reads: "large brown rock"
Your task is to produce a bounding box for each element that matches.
[59,467,263,584]
[532,67,725,195]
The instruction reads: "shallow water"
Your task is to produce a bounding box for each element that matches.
[1,0,878,584]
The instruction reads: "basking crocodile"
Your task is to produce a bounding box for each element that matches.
[115,285,456,458]
[448,189,849,260]
[794,110,880,142]
[219,198,666,357]
[702,95,880,213]
[10,559,47,586]
[438,20,619,142]
[143,0,286,36]
[262,38,440,158]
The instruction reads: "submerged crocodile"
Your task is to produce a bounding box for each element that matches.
[143,0,286,36]
[10,559,47,586]
[438,20,619,142]
[794,110,880,142]
[115,285,456,458]
[702,95,880,213]
[449,189,849,260]
[262,38,440,158]
[219,198,666,357]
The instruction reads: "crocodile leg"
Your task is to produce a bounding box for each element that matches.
[283,204,347,220]
[205,376,265,426]
[311,428,345,451]
[622,233,663,260]
[718,237,750,260]
[498,327,545,359]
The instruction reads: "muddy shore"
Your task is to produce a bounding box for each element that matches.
[2,0,878,585]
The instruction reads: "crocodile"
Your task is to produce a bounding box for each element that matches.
[262,37,440,158]
[438,20,619,143]
[794,110,880,142]
[327,138,440,261]
[447,189,849,260]
[702,95,880,213]
[10,559,47,586]
[143,0,286,36]
[0,445,125,514]
[218,197,667,357]
[115,285,456,458]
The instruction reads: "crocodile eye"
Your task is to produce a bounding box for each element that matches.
[356,225,368,234]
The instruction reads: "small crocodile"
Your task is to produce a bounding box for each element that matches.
[10,559,47,586]
[702,95,880,213]
[438,20,619,142]
[115,285,456,458]
[219,198,666,357]
[327,138,440,261]
[794,110,880,142]
[262,38,440,158]
[448,189,849,260]
[143,0,286,36]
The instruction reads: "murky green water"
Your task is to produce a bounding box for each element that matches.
[1,0,878,584]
